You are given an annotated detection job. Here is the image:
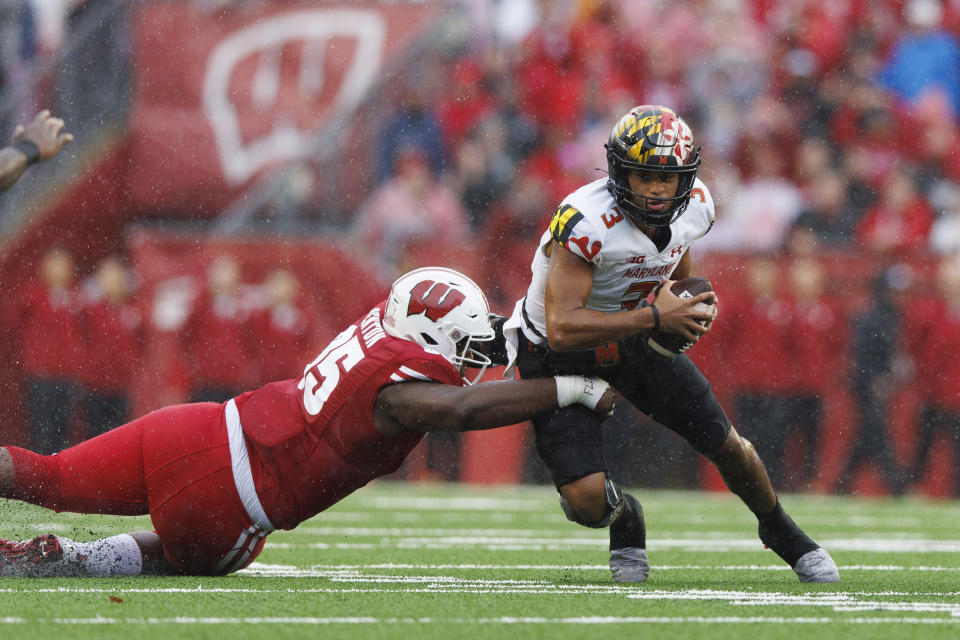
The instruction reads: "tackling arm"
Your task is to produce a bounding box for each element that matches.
[373,376,616,435]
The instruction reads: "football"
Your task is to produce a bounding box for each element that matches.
[647,276,715,358]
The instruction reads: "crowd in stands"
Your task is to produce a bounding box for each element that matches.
[6,0,960,494]
[348,0,960,278]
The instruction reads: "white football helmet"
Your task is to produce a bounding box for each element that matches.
[383,267,494,385]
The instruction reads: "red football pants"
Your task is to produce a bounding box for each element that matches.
[5,402,267,575]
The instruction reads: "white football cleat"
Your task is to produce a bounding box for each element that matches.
[609,547,650,583]
[793,547,840,583]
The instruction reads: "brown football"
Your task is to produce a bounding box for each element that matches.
[647,276,715,358]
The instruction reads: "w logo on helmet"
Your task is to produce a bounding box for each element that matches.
[407,281,466,322]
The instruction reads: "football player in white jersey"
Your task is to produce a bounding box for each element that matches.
[498,105,839,583]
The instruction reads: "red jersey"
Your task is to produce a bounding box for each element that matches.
[16,282,85,379]
[235,303,462,530]
[781,298,845,393]
[912,299,960,411]
[249,304,315,384]
[81,299,143,392]
[184,291,253,389]
[725,294,793,392]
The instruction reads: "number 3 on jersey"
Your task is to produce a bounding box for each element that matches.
[298,326,364,416]
[621,281,659,310]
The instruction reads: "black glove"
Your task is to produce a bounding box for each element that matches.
[486,313,510,366]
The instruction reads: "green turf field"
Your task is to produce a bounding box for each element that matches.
[2,482,959,639]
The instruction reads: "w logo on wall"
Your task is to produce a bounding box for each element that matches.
[203,9,385,185]
[407,281,466,322]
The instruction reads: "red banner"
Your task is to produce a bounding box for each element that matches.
[124,1,440,215]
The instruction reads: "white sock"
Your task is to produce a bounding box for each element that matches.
[60,534,144,576]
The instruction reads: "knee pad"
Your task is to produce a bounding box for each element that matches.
[559,477,625,528]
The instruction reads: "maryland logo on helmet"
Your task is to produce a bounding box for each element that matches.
[610,105,697,167]
[605,105,702,228]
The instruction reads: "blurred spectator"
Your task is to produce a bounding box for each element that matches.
[776,47,833,139]
[491,0,539,45]
[905,253,960,494]
[854,166,935,254]
[700,135,803,253]
[782,221,820,258]
[839,144,882,216]
[183,255,253,403]
[485,71,538,162]
[878,0,960,118]
[835,264,914,495]
[513,12,587,132]
[830,84,902,184]
[779,256,845,491]
[436,58,497,154]
[725,256,794,483]
[914,94,960,195]
[250,268,317,384]
[451,124,514,229]
[81,255,142,437]
[772,4,852,78]
[561,88,633,182]
[517,126,583,208]
[15,247,84,453]
[353,147,469,272]
[482,172,551,310]
[792,170,862,248]
[929,182,960,254]
[373,84,445,183]
[792,136,837,192]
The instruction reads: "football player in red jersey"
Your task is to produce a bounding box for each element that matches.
[0,110,73,192]
[498,105,839,583]
[0,267,615,577]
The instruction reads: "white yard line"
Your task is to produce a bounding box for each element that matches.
[290,526,937,539]
[263,536,960,553]
[352,496,552,511]
[0,616,956,626]
[321,510,933,528]
[285,562,960,574]
[4,569,959,621]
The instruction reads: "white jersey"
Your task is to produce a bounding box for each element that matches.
[512,177,716,343]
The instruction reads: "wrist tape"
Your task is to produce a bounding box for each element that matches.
[555,375,609,411]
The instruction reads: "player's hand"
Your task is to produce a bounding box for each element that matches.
[594,383,617,417]
[653,279,717,342]
[701,292,719,333]
[13,110,74,161]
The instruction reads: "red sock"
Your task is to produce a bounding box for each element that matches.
[4,446,65,511]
